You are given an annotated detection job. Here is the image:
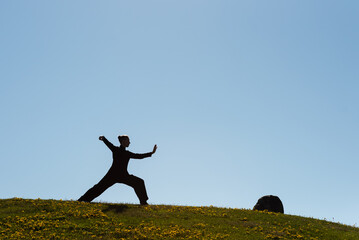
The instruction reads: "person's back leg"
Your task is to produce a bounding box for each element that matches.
[122,175,149,205]
[78,175,115,202]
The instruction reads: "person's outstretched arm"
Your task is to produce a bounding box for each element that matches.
[99,136,116,151]
[129,144,157,159]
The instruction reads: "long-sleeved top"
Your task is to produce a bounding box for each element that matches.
[102,137,152,177]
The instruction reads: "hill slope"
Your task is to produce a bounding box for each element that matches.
[0,198,358,239]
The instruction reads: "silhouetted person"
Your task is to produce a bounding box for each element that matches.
[78,135,157,205]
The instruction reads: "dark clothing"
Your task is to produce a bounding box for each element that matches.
[102,138,152,176]
[78,137,152,203]
[78,173,149,203]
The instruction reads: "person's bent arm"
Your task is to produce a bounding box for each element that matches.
[99,136,116,151]
[129,144,157,159]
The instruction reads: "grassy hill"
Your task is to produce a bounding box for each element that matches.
[1,198,358,239]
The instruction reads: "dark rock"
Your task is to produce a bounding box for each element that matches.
[253,195,284,213]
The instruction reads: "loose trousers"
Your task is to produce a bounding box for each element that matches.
[78,173,148,203]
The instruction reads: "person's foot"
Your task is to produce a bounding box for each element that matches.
[140,201,148,206]
[77,197,90,202]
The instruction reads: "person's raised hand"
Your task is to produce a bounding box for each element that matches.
[152,144,157,154]
[99,136,105,141]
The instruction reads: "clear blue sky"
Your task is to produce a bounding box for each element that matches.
[1,1,358,226]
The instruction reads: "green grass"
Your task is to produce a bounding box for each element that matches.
[1,198,358,239]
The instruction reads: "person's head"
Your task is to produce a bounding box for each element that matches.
[118,135,130,147]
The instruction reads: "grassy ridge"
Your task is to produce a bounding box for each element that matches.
[0,198,358,239]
